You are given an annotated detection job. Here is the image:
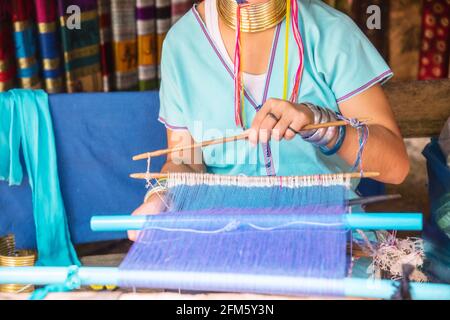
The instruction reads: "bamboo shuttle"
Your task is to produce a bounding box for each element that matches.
[132,119,370,161]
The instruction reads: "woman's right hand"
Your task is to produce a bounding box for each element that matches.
[127,193,166,241]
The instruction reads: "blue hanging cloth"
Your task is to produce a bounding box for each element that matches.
[0,89,80,266]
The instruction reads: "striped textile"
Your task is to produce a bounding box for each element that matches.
[58,0,102,92]
[11,0,42,89]
[137,0,158,90]
[156,0,171,80]
[111,0,139,91]
[171,0,192,24]
[97,0,114,91]
[418,0,450,80]
[34,0,64,93]
[0,11,16,92]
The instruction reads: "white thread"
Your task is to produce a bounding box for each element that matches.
[166,172,351,189]
[145,156,152,189]
[247,221,345,231]
[141,219,345,234]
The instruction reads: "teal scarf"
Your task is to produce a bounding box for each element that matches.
[0,89,80,266]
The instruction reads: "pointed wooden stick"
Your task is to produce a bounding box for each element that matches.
[129,171,380,180]
[347,194,402,207]
[132,118,370,160]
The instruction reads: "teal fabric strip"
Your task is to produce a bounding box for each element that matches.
[0,89,80,266]
[29,265,81,300]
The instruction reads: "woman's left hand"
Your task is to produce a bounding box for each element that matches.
[249,98,314,145]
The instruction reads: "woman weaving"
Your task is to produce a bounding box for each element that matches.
[130,0,410,237]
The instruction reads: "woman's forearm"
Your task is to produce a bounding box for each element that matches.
[337,124,410,184]
[162,129,206,174]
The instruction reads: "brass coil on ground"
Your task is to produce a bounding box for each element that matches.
[0,235,36,293]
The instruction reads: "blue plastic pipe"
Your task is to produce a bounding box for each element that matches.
[0,267,448,300]
[90,213,423,232]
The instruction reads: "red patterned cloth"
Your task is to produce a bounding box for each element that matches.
[418,0,450,80]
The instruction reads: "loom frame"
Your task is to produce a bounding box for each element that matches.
[90,213,423,232]
[0,267,449,300]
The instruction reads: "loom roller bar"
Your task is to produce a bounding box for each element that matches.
[90,213,423,232]
[0,267,449,300]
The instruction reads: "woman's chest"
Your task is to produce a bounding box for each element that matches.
[219,22,276,75]
[180,62,338,138]
[176,29,338,140]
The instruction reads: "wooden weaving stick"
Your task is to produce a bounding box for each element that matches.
[132,118,370,161]
[129,172,380,180]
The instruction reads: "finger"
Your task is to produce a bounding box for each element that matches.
[127,230,139,242]
[250,101,271,131]
[250,99,285,145]
[258,114,279,143]
[284,127,297,141]
[259,128,270,144]
[272,115,292,141]
[284,117,307,141]
[248,127,258,146]
[250,98,279,131]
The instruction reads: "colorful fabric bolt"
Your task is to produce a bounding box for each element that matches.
[137,0,159,90]
[34,0,64,93]
[156,0,171,80]
[0,89,80,266]
[111,0,139,90]
[171,0,193,24]
[11,0,42,89]
[0,12,16,92]
[58,0,102,92]
[418,0,450,79]
[97,0,114,92]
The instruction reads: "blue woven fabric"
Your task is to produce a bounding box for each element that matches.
[119,185,349,296]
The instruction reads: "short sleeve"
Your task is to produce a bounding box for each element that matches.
[315,13,393,103]
[158,41,189,131]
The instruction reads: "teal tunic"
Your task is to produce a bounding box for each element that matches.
[159,0,392,193]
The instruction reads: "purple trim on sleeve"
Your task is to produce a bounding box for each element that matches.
[336,70,393,103]
[158,117,188,131]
